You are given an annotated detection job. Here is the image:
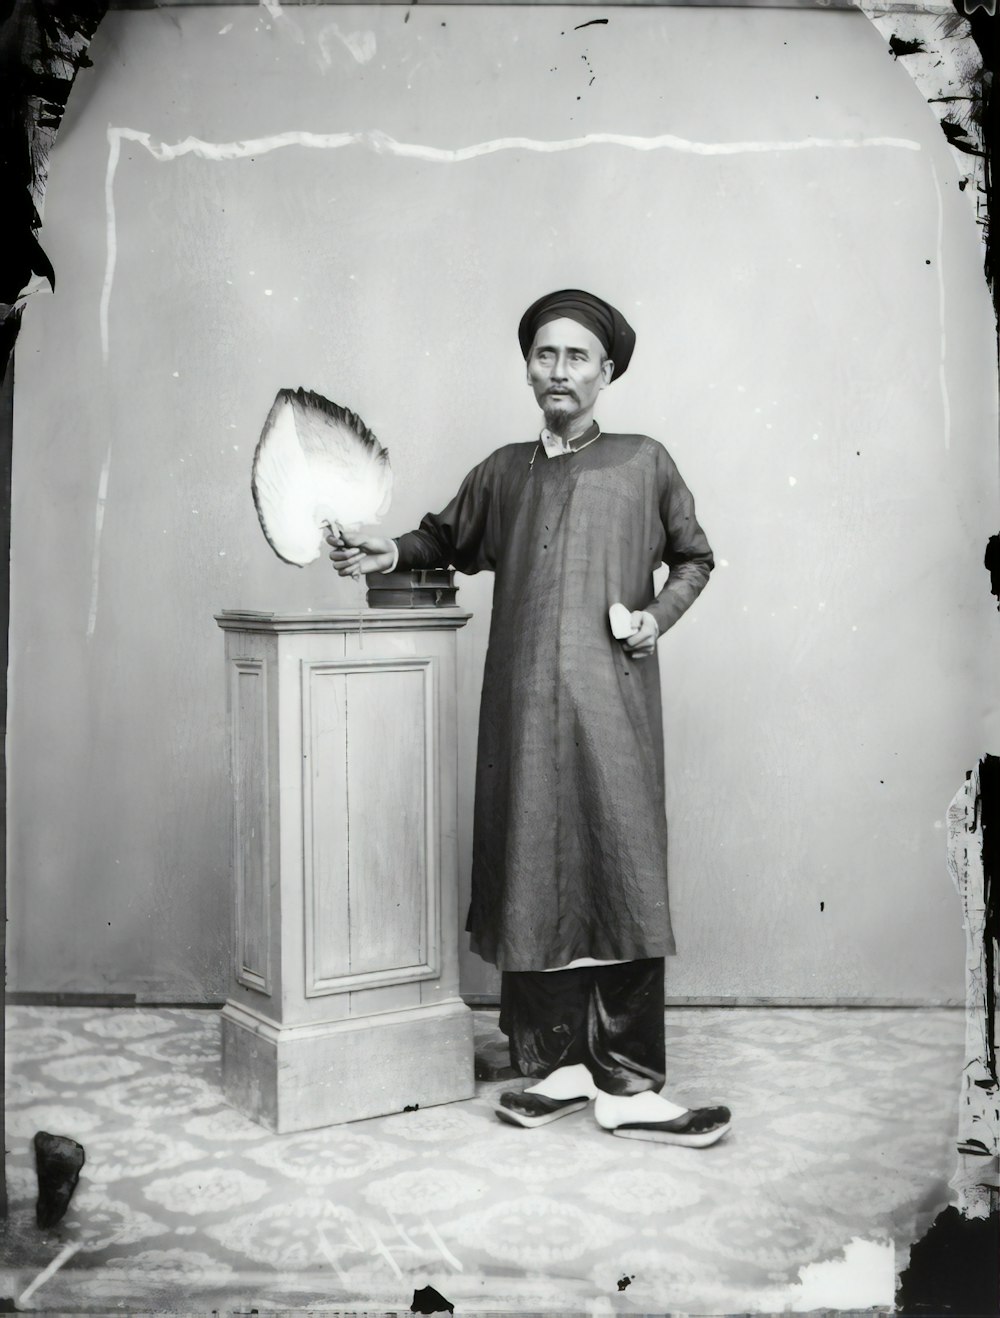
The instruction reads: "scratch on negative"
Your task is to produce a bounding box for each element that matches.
[422,1217,464,1271]
[100,125,923,360]
[316,1223,350,1284]
[86,442,113,640]
[18,1242,84,1306]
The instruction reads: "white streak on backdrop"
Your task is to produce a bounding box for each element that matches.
[98,124,924,364]
[86,442,113,641]
[90,120,950,637]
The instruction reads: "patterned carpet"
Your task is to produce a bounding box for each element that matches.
[0,1004,964,1313]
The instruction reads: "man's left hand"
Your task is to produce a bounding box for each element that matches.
[621,611,659,659]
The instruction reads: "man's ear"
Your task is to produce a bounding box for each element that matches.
[601,357,615,387]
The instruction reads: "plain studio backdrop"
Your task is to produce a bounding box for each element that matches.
[7,3,998,1005]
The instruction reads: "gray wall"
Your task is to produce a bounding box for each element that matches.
[8,4,998,1002]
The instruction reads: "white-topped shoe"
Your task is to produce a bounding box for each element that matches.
[594,1090,732,1147]
[493,1063,598,1128]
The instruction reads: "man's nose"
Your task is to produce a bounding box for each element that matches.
[549,353,569,380]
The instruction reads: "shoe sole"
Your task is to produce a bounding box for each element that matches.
[610,1121,732,1148]
[492,1097,590,1128]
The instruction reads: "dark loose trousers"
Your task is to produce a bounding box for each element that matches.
[499,958,666,1096]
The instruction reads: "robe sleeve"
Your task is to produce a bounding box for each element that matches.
[646,445,715,635]
[393,452,498,574]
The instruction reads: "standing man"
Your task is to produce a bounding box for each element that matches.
[330,289,730,1147]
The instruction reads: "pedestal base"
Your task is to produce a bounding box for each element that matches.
[222,999,476,1133]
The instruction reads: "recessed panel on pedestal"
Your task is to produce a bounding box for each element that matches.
[302,657,438,997]
[232,660,270,995]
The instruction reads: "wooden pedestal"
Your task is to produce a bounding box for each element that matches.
[215,608,475,1133]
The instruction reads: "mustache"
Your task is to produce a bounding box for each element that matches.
[545,387,577,400]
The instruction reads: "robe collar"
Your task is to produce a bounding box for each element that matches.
[539,419,601,459]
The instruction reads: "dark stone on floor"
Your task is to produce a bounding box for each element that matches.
[897,1205,1000,1315]
[474,1035,517,1081]
[33,1131,85,1229]
[411,1283,454,1314]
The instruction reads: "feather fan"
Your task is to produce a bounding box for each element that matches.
[251,388,393,566]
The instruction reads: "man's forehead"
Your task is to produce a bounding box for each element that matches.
[530,317,605,354]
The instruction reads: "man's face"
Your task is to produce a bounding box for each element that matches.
[526,317,613,432]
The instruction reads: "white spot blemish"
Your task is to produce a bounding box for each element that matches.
[719,559,730,568]
[812,433,820,440]
[219,551,227,557]
[318,21,377,68]
[788,476,797,486]
[218,23,233,34]
[264,289,273,296]
[99,126,924,356]
[172,371,179,378]
[790,1237,894,1310]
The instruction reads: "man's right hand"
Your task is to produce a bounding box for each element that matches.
[327,529,395,577]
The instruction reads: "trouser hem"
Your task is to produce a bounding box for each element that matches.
[499,957,666,1094]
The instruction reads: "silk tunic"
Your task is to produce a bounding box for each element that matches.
[394,429,714,971]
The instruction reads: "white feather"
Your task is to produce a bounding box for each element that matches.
[252,388,393,566]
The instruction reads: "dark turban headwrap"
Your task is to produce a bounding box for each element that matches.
[518,288,636,380]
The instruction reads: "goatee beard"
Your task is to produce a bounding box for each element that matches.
[543,403,575,435]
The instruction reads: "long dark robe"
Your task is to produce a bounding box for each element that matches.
[395,429,714,971]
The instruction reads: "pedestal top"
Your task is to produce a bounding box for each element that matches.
[215,608,472,634]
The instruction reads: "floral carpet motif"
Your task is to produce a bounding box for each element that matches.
[0,1005,964,1312]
